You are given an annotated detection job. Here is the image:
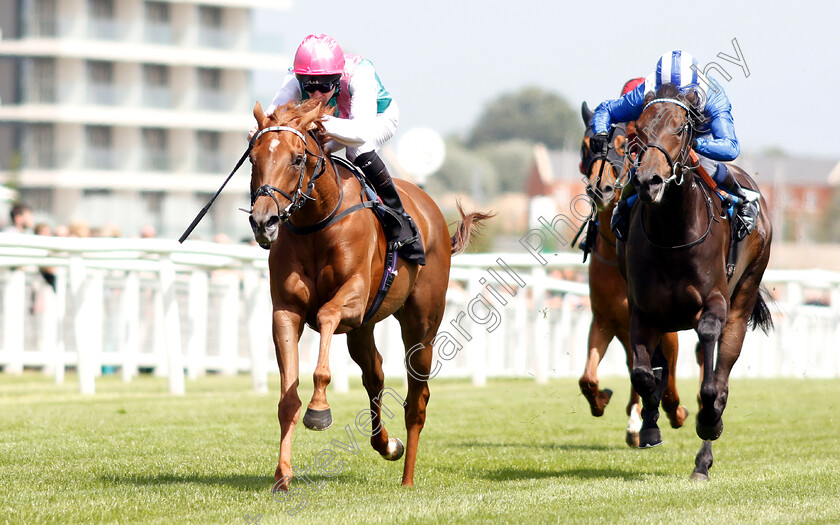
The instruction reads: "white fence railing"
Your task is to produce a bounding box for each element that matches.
[1,234,839,395]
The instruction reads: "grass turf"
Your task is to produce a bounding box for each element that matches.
[1,373,838,524]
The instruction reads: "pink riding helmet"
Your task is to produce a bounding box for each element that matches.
[292,34,345,76]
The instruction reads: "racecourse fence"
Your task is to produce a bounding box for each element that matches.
[1,234,839,394]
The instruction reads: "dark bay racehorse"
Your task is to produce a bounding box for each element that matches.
[619,85,773,479]
[247,99,492,489]
[578,102,688,447]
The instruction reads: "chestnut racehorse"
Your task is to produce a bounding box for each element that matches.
[578,102,688,447]
[247,99,492,489]
[620,84,773,479]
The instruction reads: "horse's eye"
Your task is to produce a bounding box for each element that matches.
[293,155,304,167]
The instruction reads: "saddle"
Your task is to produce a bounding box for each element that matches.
[330,155,406,323]
[694,166,759,279]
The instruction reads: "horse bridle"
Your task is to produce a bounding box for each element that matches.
[633,98,696,188]
[582,123,628,197]
[245,125,329,222]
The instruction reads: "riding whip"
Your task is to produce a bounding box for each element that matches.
[178,147,251,243]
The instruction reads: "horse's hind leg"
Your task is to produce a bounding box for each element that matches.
[397,293,444,487]
[346,326,404,460]
[659,332,688,428]
[578,314,616,417]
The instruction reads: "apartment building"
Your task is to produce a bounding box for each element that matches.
[0,0,290,239]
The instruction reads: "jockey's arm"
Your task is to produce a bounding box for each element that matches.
[591,82,647,135]
[693,111,740,161]
[320,62,379,148]
[265,72,301,115]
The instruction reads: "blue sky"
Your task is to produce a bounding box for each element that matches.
[253,1,840,159]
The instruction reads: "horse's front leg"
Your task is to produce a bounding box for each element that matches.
[695,291,728,441]
[579,313,616,417]
[302,276,367,431]
[629,312,665,448]
[273,310,305,491]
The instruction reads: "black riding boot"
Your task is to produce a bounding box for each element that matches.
[716,164,759,241]
[610,183,636,242]
[354,151,426,265]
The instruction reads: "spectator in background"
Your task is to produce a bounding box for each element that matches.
[3,203,34,233]
[68,220,91,238]
[33,222,57,291]
[53,224,69,237]
[140,224,157,238]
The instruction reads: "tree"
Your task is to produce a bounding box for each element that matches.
[466,86,581,150]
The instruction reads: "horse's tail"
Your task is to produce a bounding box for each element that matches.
[450,201,495,255]
[748,284,774,334]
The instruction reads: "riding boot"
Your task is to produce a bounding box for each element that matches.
[354,151,426,265]
[715,164,759,241]
[610,183,637,242]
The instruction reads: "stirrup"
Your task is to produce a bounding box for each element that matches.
[388,235,419,252]
[733,201,759,241]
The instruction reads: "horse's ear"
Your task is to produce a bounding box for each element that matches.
[253,101,266,125]
[581,101,594,125]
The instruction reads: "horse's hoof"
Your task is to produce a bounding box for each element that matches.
[668,405,689,429]
[302,407,332,431]
[696,416,723,441]
[625,431,640,448]
[639,428,663,448]
[690,470,710,482]
[380,437,404,461]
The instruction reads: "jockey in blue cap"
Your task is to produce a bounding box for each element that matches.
[590,50,759,241]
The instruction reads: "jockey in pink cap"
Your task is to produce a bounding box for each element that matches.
[261,34,424,265]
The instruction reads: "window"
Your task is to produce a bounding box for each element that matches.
[23,58,56,103]
[25,0,58,37]
[143,128,169,171]
[87,61,113,84]
[86,126,114,169]
[143,65,170,107]
[198,68,221,91]
[88,0,114,19]
[196,131,222,172]
[199,6,222,28]
[145,1,169,23]
[143,64,168,87]
[25,124,54,168]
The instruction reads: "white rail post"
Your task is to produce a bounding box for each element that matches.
[120,271,140,382]
[89,271,104,377]
[159,256,185,395]
[40,278,57,377]
[186,270,209,380]
[69,256,95,394]
[467,269,487,387]
[243,265,268,393]
[531,266,548,384]
[2,269,26,375]
[217,271,240,375]
[53,268,68,384]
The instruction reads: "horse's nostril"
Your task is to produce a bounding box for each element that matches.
[248,215,258,231]
[266,215,280,229]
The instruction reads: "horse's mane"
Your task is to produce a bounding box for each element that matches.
[259,99,330,135]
